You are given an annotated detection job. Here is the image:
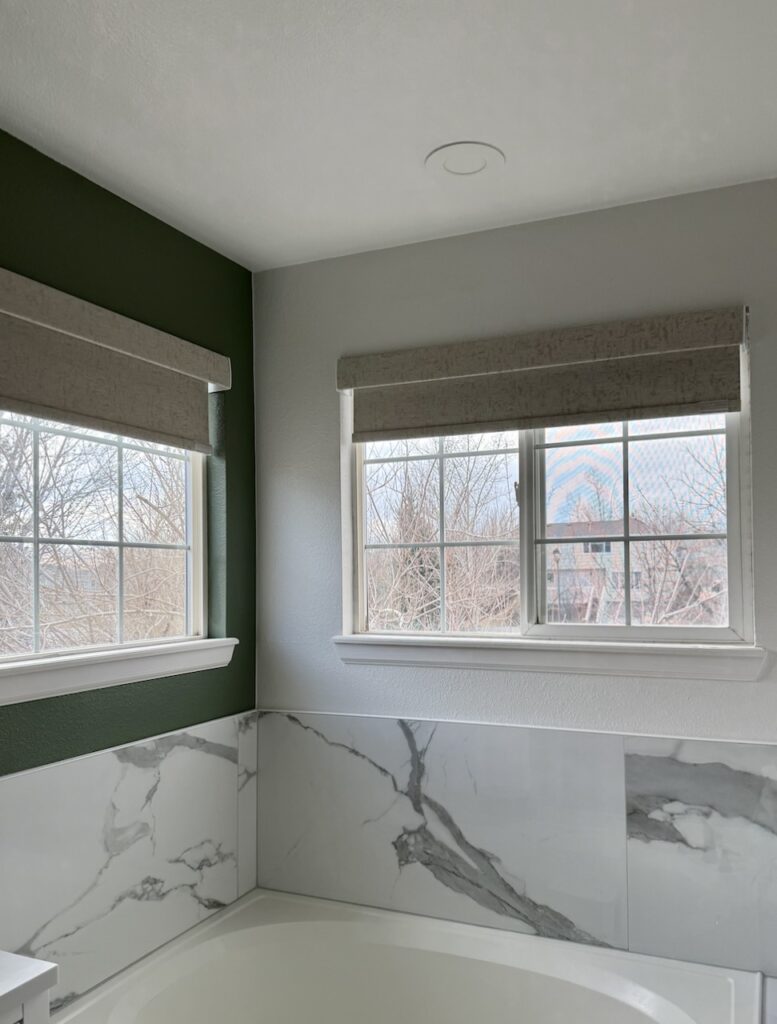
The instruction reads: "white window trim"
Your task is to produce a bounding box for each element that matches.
[0,422,236,706]
[336,386,762,682]
[0,636,238,705]
[332,633,764,681]
[188,450,208,637]
[523,412,750,644]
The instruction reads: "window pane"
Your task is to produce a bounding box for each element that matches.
[365,547,440,631]
[0,542,33,655]
[39,433,118,541]
[0,415,196,656]
[124,548,187,641]
[0,413,36,425]
[542,542,626,624]
[364,438,440,460]
[123,449,186,545]
[365,459,439,544]
[630,538,728,626]
[39,544,118,650]
[444,453,519,541]
[126,438,188,456]
[629,434,726,534]
[36,418,116,442]
[544,443,624,534]
[628,413,725,436]
[445,546,520,632]
[443,431,520,453]
[543,422,622,444]
[0,424,33,536]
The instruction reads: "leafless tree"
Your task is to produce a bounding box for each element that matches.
[547,435,727,626]
[366,431,728,632]
[366,441,520,631]
[0,421,187,655]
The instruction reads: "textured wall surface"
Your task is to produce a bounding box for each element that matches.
[258,711,777,975]
[0,129,256,774]
[254,178,777,742]
[0,711,257,1010]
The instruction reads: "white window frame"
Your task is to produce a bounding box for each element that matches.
[336,392,761,681]
[0,418,236,706]
[521,413,750,645]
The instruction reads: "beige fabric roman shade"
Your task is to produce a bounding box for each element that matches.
[338,307,746,442]
[0,267,231,453]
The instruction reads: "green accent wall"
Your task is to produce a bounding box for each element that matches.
[0,130,255,775]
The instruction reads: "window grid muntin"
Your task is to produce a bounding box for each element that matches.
[538,426,725,450]
[0,414,189,460]
[0,412,192,656]
[535,419,729,629]
[438,439,446,631]
[622,422,632,625]
[32,423,40,649]
[117,430,124,643]
[360,415,738,638]
[362,435,521,633]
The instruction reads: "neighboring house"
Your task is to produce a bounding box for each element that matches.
[545,519,647,624]
[543,518,726,625]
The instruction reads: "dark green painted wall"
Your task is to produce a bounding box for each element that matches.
[0,130,256,775]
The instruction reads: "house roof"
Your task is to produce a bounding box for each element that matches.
[546,518,651,539]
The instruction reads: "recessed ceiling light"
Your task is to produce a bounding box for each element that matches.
[425,141,506,178]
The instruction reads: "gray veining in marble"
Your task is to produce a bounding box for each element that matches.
[237,711,258,897]
[626,736,777,974]
[14,700,777,1008]
[0,712,255,1010]
[258,712,627,948]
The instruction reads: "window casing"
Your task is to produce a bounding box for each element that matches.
[352,412,751,644]
[0,411,205,661]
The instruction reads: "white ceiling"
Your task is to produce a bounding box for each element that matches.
[2,1,777,270]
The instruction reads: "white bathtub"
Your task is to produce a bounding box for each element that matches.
[55,889,761,1024]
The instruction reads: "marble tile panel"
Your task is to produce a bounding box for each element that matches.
[237,711,258,897]
[626,736,777,973]
[0,717,240,1010]
[258,712,627,948]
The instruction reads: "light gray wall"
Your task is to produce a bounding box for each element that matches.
[253,179,777,742]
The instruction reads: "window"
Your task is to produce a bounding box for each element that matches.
[0,411,204,659]
[362,432,521,634]
[355,412,748,642]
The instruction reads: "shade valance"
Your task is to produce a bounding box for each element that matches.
[338,306,746,442]
[0,267,231,453]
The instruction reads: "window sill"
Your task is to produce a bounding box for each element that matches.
[0,637,239,706]
[333,634,767,682]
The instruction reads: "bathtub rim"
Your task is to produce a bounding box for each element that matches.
[53,888,762,1024]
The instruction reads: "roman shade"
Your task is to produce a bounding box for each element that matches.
[0,267,231,453]
[338,306,746,442]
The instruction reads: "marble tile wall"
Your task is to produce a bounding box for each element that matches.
[257,712,628,948]
[237,712,258,898]
[0,710,257,1011]
[257,711,777,978]
[6,705,777,1012]
[764,977,777,1024]
[625,736,777,974]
